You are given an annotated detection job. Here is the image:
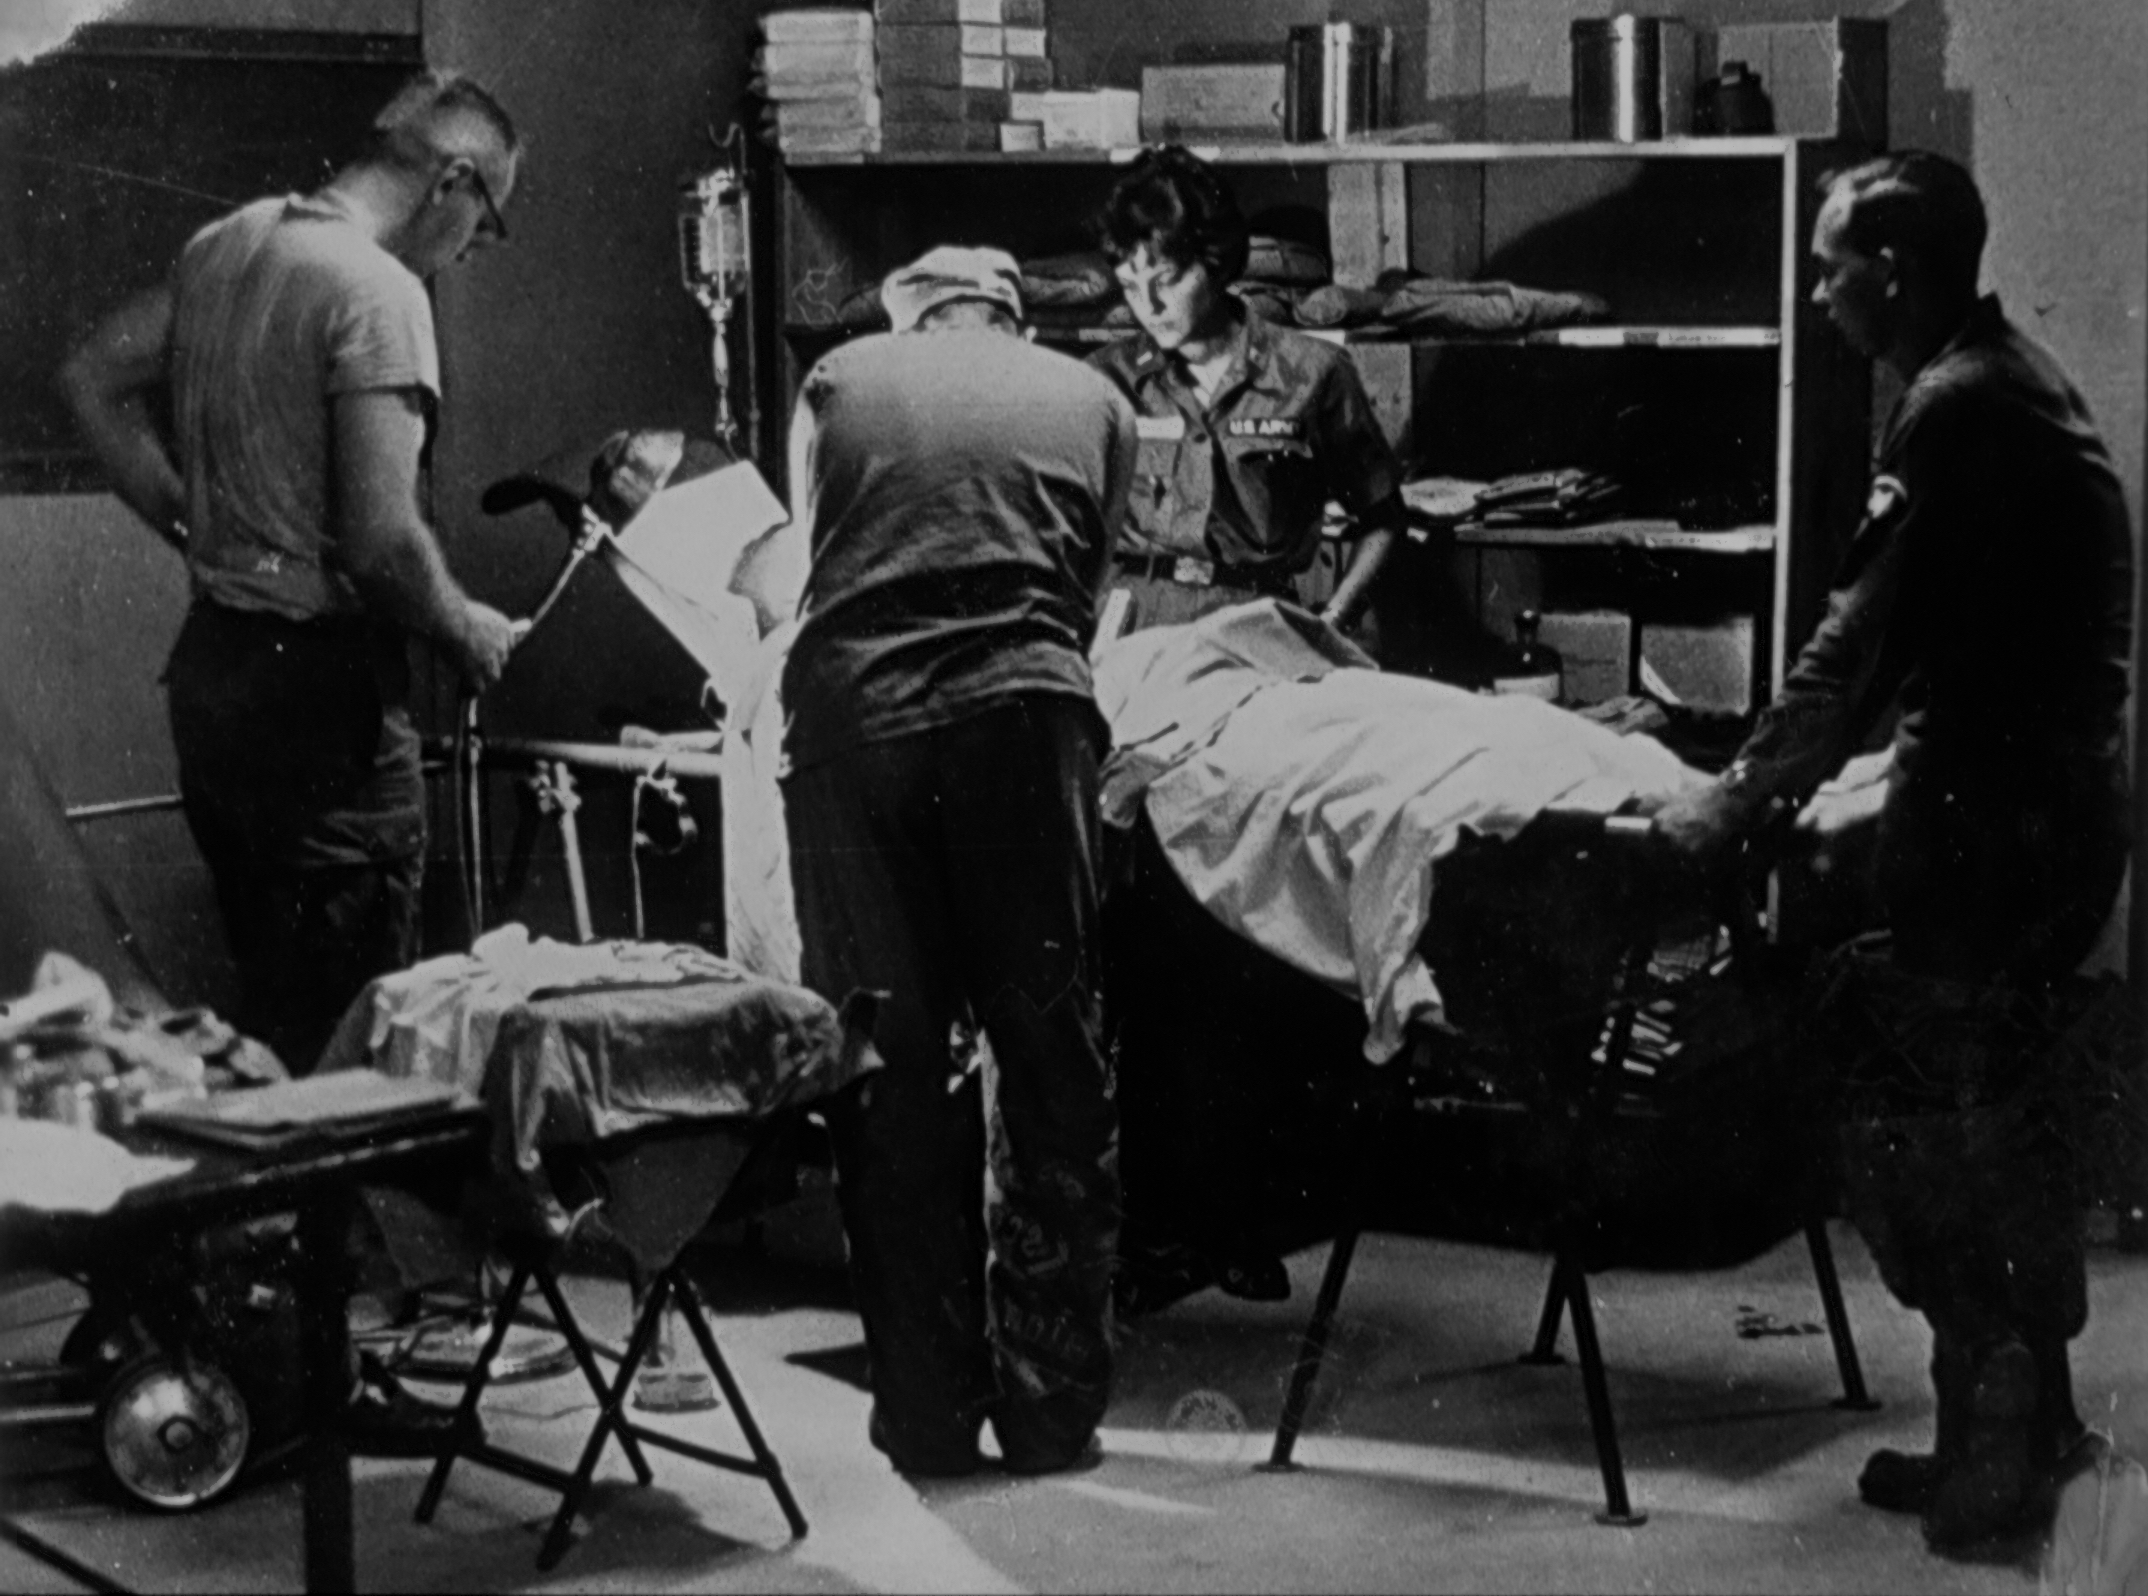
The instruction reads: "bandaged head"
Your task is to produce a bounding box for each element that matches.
[880,245,1024,333]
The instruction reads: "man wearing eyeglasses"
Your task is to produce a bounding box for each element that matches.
[62,69,520,1081]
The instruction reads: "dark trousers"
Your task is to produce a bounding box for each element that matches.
[166,604,425,1074]
[1834,766,2129,1365]
[783,696,1119,1467]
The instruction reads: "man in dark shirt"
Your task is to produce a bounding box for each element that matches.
[781,246,1138,1478]
[1659,152,2133,1551]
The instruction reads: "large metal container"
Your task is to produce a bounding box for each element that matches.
[1571,15,1696,142]
[1284,23,1391,143]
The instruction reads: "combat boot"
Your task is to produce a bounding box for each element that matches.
[1923,1337,2040,1551]
[1859,1332,1967,1515]
[2032,1337,2088,1462]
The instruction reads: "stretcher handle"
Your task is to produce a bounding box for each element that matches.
[1531,805,1658,853]
[1532,804,1768,961]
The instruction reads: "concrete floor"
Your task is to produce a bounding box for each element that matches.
[7,1182,2148,1595]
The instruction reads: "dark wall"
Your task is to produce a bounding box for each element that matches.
[422,0,763,740]
[412,0,776,946]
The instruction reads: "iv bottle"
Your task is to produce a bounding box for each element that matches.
[1491,609,1563,702]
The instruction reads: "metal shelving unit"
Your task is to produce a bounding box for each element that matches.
[764,136,1872,701]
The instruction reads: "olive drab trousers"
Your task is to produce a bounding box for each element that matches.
[783,696,1120,1472]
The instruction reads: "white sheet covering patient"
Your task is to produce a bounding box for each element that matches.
[720,594,1705,1062]
[1092,601,1707,1061]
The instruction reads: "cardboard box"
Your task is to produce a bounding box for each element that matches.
[1536,609,1631,706]
[877,21,1000,65]
[876,0,998,21]
[1639,615,1756,715]
[998,119,1044,152]
[1004,25,1048,58]
[1033,88,1140,149]
[759,39,877,80]
[881,118,1000,151]
[880,85,1010,122]
[1139,63,1287,144]
[1702,19,1886,142]
[1001,0,1045,23]
[765,10,875,44]
[873,21,1002,57]
[775,93,883,132]
[1007,55,1053,92]
[776,125,884,155]
[878,37,1007,90]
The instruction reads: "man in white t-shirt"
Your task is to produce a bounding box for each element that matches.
[62,71,523,1458]
[63,70,519,1076]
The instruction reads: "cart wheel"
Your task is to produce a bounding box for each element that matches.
[98,1355,251,1511]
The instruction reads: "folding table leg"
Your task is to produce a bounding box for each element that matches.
[416,1261,532,1524]
[1263,1226,1361,1471]
[1804,1220,1880,1411]
[1561,1262,1645,1527]
[1520,1258,1569,1365]
[537,1270,674,1571]
[671,1271,808,1539]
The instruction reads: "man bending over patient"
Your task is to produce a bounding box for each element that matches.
[780,247,1138,1477]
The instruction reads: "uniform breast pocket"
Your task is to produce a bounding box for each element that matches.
[1129,436,1179,543]
[1222,436,1321,549]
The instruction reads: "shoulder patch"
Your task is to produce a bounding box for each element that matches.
[1866,474,1908,523]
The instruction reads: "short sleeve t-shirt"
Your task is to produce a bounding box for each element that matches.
[781,328,1137,771]
[171,193,440,621]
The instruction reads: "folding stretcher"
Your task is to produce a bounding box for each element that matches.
[1248,808,1877,1525]
[1091,602,1873,1522]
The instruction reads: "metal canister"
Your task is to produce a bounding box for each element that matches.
[1284,23,1392,143]
[1570,15,1696,142]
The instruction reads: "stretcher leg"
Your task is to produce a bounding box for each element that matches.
[1562,1260,1646,1527]
[537,1268,673,1569]
[1262,1225,1361,1471]
[1805,1220,1880,1411]
[417,1245,806,1568]
[415,1260,531,1523]
[673,1272,809,1538]
[534,1266,656,1485]
[1520,1259,1569,1365]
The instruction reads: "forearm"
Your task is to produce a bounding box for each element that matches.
[343,514,479,649]
[1323,517,1400,625]
[71,395,186,551]
[59,287,186,555]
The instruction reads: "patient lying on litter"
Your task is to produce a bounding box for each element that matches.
[1091,599,1708,1062]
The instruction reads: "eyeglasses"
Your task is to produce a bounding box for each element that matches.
[462,163,508,243]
